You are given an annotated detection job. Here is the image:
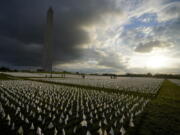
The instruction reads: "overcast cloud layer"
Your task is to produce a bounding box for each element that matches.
[0,0,180,73]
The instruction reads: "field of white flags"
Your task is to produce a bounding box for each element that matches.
[169,79,180,86]
[0,80,152,135]
[32,77,163,94]
[2,72,61,78]
[3,72,110,79]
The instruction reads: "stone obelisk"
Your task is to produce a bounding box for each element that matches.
[43,7,53,72]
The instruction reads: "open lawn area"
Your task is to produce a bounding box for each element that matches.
[135,80,180,135]
[0,73,12,80]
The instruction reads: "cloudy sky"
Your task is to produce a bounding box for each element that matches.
[0,0,180,74]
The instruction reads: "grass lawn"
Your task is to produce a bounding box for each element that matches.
[134,80,180,135]
[0,73,13,80]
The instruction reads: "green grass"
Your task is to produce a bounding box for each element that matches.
[158,80,180,101]
[0,73,13,80]
[134,80,180,135]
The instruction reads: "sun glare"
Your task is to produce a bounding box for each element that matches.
[146,55,167,68]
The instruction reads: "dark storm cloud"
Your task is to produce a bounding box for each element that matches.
[82,49,127,70]
[134,40,172,53]
[0,36,42,66]
[0,0,120,67]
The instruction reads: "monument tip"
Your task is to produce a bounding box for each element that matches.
[48,6,53,12]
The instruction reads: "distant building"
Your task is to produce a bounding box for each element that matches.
[43,7,53,72]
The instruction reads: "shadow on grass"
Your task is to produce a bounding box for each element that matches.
[133,80,180,135]
[0,73,14,80]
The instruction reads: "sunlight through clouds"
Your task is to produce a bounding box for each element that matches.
[0,0,179,74]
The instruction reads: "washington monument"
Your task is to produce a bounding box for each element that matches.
[43,7,53,72]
